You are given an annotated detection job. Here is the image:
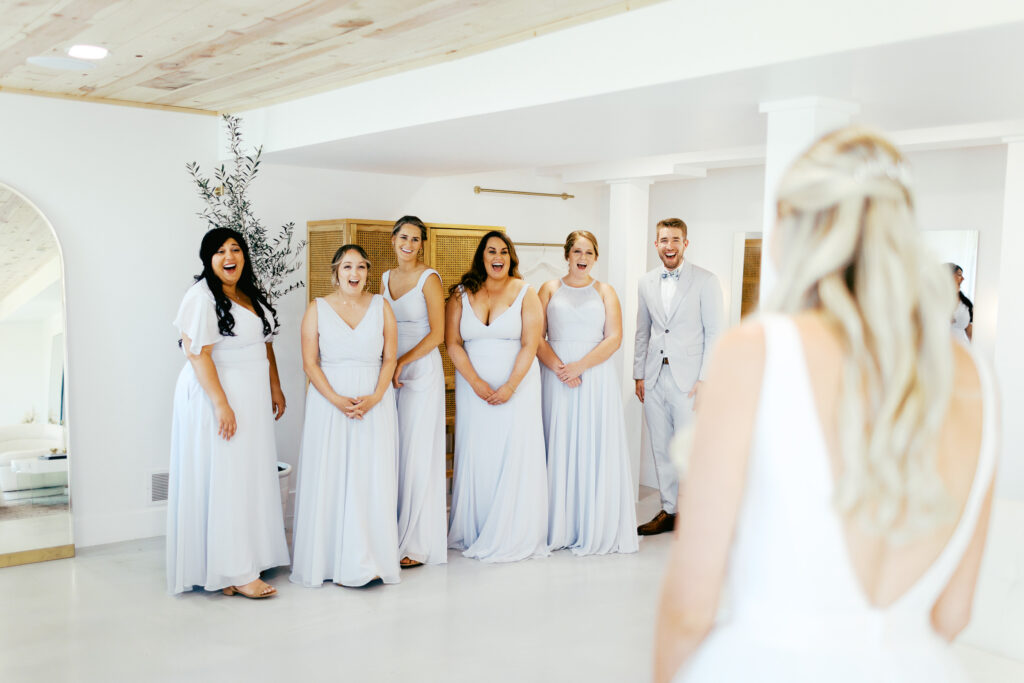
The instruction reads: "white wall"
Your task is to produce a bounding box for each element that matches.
[0,92,217,546]
[0,321,49,425]
[638,146,1012,495]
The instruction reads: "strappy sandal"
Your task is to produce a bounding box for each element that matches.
[223,581,276,599]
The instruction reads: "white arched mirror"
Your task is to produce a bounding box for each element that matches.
[0,183,73,568]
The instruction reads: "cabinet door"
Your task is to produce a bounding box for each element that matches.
[306,220,351,302]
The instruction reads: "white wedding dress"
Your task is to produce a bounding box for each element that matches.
[290,295,401,587]
[676,315,996,683]
[541,279,638,555]
[447,284,549,562]
[383,268,448,565]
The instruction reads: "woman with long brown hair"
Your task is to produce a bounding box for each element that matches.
[445,231,549,562]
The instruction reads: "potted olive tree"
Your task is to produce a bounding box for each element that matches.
[187,114,306,519]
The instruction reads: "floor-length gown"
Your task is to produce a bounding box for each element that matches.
[542,280,638,555]
[676,315,997,683]
[951,299,970,344]
[447,284,549,562]
[290,295,401,587]
[383,269,448,565]
[167,280,289,594]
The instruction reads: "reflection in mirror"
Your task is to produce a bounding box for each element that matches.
[920,229,979,301]
[0,183,73,568]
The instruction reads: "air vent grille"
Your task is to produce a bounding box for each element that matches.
[150,471,169,503]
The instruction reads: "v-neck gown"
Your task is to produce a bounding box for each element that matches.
[542,280,638,555]
[167,280,290,595]
[675,315,998,682]
[447,284,549,562]
[290,295,401,587]
[383,269,448,565]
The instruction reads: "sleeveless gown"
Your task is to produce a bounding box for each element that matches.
[951,300,970,345]
[383,268,448,565]
[447,284,550,562]
[675,315,998,682]
[542,280,638,555]
[290,295,401,587]
[167,280,289,594]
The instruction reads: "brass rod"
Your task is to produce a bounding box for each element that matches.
[474,186,574,200]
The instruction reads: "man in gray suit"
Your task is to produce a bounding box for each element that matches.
[634,218,723,535]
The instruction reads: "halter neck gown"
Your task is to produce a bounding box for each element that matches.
[383,268,448,565]
[675,315,998,682]
[447,283,549,562]
[290,295,401,587]
[542,279,638,555]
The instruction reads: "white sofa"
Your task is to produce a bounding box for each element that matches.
[0,423,67,502]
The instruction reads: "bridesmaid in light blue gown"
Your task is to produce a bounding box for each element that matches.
[381,216,448,567]
[290,245,401,588]
[445,231,549,563]
[538,231,638,555]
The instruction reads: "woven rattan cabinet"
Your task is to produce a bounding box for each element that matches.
[306,219,503,496]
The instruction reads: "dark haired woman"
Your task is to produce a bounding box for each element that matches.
[949,263,973,344]
[290,245,402,587]
[167,228,290,598]
[537,230,638,556]
[381,216,447,568]
[445,231,549,562]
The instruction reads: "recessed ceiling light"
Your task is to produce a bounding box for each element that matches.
[67,44,108,60]
[26,56,96,71]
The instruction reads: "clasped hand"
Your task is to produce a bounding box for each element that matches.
[556,361,583,388]
[471,380,515,405]
[334,394,378,420]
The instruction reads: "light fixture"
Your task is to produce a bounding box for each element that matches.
[67,44,109,60]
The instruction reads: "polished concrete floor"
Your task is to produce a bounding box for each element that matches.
[1,490,1020,683]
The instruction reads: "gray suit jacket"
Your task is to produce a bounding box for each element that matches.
[633,261,723,391]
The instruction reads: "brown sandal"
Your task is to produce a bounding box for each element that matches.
[400,557,424,568]
[223,581,276,599]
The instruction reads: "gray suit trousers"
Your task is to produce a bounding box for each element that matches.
[644,363,693,514]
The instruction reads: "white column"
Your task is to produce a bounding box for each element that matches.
[758,97,859,302]
[995,137,1024,500]
[607,179,652,500]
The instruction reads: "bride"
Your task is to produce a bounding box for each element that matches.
[655,127,997,682]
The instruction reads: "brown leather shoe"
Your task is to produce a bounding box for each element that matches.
[637,510,676,536]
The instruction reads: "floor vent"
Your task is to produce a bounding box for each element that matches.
[150,471,169,503]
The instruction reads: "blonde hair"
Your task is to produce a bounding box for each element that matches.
[766,126,956,541]
[564,230,599,259]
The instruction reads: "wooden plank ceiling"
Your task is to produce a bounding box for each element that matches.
[0,0,662,114]
[0,186,57,302]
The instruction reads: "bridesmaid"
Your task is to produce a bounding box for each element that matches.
[290,245,401,588]
[381,216,448,568]
[167,227,289,598]
[538,231,639,555]
[445,231,549,562]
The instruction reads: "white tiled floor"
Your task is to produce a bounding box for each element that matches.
[0,490,1020,682]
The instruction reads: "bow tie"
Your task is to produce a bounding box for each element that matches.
[661,268,680,280]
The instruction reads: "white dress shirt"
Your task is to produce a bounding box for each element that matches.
[661,265,681,315]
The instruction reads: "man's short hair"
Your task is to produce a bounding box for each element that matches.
[656,218,688,239]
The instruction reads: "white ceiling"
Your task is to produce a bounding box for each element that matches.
[261,21,1024,177]
[1,280,62,323]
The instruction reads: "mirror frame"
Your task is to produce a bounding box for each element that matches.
[0,182,74,569]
